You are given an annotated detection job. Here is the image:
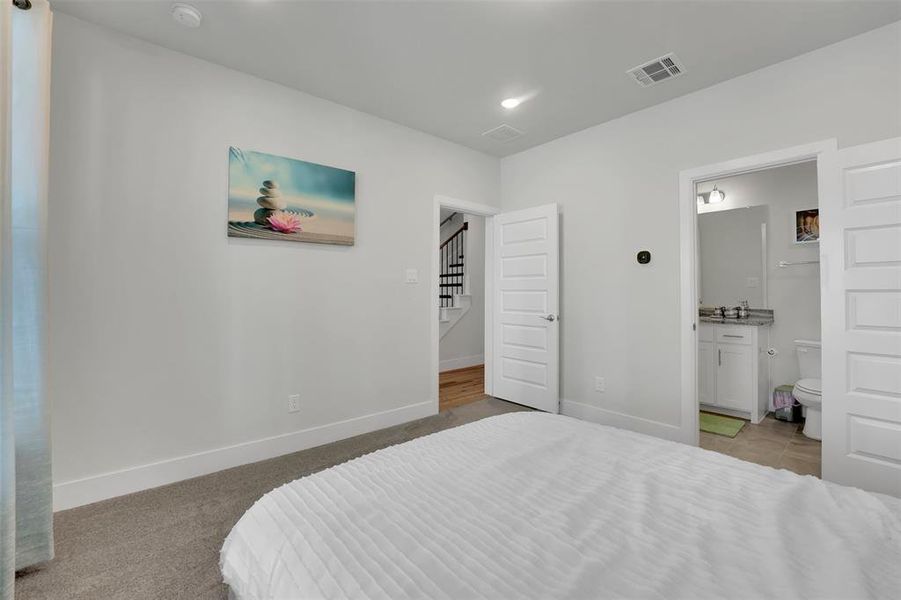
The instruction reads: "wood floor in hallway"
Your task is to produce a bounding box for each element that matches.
[439,364,486,412]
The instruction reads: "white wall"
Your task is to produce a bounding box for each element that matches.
[500,22,900,434]
[439,213,485,371]
[48,14,499,508]
[698,162,821,390]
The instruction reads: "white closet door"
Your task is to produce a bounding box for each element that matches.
[820,137,901,496]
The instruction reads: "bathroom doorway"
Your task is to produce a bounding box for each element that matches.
[694,162,822,476]
[678,140,834,476]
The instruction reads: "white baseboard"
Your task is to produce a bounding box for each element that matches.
[561,399,687,443]
[439,354,484,372]
[53,401,436,512]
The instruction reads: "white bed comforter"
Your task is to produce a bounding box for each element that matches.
[221,413,901,600]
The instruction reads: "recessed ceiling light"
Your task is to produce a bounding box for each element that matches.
[501,98,521,109]
[171,3,202,28]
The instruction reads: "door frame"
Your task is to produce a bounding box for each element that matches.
[431,195,500,413]
[678,139,837,445]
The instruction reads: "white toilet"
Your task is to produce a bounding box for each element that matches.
[792,340,822,440]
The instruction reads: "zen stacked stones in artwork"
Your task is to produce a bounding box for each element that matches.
[254,180,286,225]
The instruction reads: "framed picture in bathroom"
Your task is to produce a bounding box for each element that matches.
[794,208,819,244]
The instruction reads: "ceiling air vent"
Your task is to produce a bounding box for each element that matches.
[627,53,685,88]
[482,124,524,143]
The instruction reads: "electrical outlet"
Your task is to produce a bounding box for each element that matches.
[287,394,300,413]
[405,268,419,284]
[594,377,606,393]
[746,277,760,288]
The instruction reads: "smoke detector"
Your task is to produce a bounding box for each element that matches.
[482,124,524,143]
[627,53,685,88]
[171,3,202,28]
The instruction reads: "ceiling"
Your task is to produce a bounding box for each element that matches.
[51,1,900,157]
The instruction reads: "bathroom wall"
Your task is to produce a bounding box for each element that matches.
[698,162,820,391]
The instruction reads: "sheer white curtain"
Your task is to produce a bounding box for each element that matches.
[1,0,53,596]
[1,2,16,598]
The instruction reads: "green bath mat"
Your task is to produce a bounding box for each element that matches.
[700,412,746,438]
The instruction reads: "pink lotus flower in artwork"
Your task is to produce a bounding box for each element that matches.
[267,211,302,234]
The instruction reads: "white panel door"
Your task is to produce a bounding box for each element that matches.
[492,204,559,412]
[821,137,901,496]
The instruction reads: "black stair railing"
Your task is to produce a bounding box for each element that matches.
[439,221,467,308]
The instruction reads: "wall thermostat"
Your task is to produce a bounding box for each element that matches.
[637,250,651,264]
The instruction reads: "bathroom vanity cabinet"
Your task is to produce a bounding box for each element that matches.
[698,322,770,424]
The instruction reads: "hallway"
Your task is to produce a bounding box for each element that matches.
[439,365,486,412]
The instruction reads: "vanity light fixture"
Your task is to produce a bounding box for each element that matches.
[697,185,726,205]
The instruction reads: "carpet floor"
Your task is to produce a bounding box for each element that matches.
[14,397,528,600]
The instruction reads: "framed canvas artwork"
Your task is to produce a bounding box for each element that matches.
[794,208,819,244]
[227,147,355,245]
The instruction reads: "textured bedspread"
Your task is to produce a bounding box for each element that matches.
[221,413,901,599]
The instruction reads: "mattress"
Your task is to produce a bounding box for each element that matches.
[221,412,901,599]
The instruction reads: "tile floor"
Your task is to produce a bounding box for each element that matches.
[699,412,821,477]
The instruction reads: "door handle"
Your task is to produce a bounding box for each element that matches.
[718,349,722,366]
[541,314,557,322]
[723,334,744,339]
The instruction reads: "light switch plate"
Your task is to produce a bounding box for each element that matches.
[287,394,300,413]
[405,268,419,284]
[594,377,606,393]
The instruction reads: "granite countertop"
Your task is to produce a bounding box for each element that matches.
[699,309,774,326]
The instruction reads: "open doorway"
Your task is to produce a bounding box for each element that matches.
[680,137,901,495]
[438,209,487,412]
[430,196,561,416]
[694,161,822,477]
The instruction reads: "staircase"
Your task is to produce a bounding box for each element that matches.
[439,220,471,338]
